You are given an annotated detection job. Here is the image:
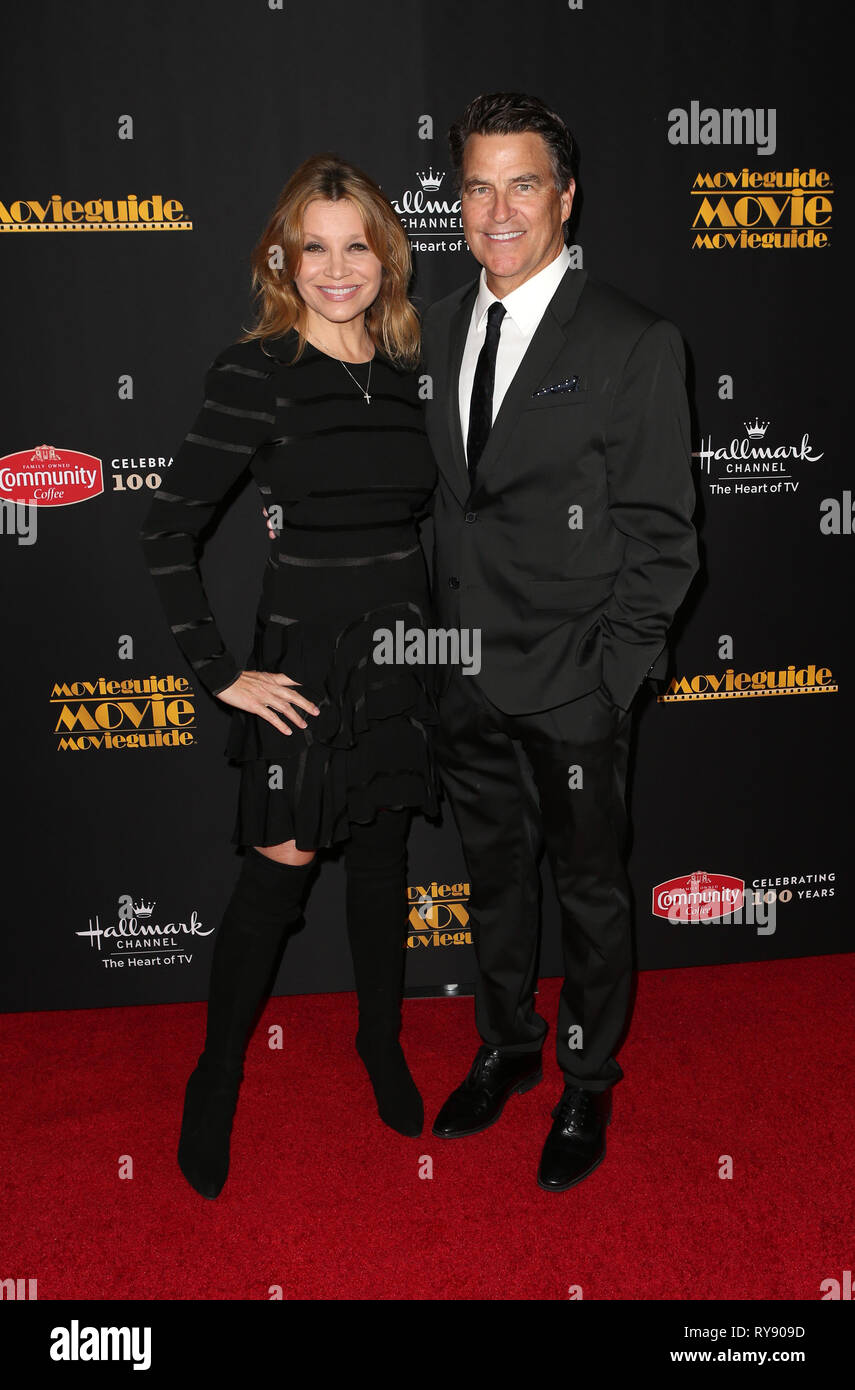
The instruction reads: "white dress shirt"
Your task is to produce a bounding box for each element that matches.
[458,243,572,459]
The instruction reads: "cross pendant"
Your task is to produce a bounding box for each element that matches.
[364,392,371,404]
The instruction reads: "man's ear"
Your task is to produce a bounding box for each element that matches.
[561,179,576,224]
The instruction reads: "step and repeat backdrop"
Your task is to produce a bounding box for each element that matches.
[1,1,847,1012]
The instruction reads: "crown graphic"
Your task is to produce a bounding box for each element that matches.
[133,899,155,917]
[417,166,445,191]
[744,418,770,440]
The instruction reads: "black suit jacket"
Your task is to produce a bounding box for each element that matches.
[421,266,699,713]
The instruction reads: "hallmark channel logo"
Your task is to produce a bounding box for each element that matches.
[407,881,472,948]
[690,167,832,249]
[76,893,213,972]
[390,168,466,253]
[0,193,192,233]
[695,417,824,497]
[659,663,836,702]
[0,445,103,507]
[417,167,445,191]
[52,674,196,751]
[652,870,745,923]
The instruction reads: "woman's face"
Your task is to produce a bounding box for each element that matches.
[293,198,383,328]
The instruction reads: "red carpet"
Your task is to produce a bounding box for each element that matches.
[2,955,852,1301]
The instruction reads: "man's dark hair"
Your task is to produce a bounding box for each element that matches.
[448,92,578,195]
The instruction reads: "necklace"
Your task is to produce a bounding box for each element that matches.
[308,331,374,404]
[338,356,373,405]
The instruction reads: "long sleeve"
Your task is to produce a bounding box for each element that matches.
[139,342,277,696]
[598,318,699,710]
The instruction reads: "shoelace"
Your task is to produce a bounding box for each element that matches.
[555,1088,594,1130]
[462,1047,501,1090]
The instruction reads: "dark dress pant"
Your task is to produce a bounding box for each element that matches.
[434,666,634,1091]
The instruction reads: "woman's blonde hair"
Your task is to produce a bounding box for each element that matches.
[240,153,420,368]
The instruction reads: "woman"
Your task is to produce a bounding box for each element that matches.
[139,153,439,1199]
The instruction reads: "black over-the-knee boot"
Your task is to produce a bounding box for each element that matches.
[178,847,315,1198]
[343,808,423,1136]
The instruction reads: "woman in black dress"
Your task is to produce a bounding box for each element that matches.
[139,154,439,1199]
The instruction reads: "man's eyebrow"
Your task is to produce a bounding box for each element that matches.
[462,171,544,189]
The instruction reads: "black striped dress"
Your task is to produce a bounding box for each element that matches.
[139,328,440,850]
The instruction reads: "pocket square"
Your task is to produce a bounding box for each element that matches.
[531,375,584,397]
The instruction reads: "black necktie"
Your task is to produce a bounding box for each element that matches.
[466,300,506,483]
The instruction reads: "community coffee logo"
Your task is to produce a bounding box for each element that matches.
[390,168,466,253]
[652,870,745,923]
[0,193,191,233]
[110,454,174,495]
[52,675,196,751]
[407,881,472,948]
[0,445,103,507]
[751,870,835,903]
[76,894,212,972]
[695,417,824,497]
[654,867,836,927]
[690,167,832,249]
[659,663,836,702]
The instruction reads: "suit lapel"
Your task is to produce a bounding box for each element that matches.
[439,282,477,505]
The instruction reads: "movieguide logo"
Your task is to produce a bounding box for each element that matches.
[407,882,471,948]
[52,675,196,751]
[0,193,191,233]
[691,168,832,249]
[659,663,836,702]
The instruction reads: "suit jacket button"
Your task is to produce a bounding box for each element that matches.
[464,511,477,523]
[448,576,460,590]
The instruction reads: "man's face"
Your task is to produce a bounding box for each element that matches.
[459,131,574,295]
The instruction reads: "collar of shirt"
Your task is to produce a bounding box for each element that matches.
[472,243,572,340]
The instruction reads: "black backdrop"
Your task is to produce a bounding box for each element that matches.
[1,0,848,1013]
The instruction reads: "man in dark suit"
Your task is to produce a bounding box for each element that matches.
[421,92,699,1190]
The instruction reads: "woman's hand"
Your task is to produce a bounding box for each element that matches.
[216,670,320,734]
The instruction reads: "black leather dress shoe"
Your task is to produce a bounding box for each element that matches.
[536,1085,612,1192]
[432,1044,543,1138]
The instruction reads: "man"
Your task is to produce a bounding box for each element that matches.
[420,92,699,1190]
